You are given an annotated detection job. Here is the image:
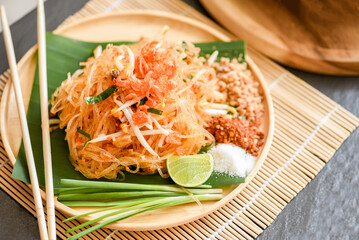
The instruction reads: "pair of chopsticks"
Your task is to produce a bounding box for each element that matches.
[0,0,56,239]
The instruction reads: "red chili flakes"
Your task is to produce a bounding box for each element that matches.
[206,116,264,156]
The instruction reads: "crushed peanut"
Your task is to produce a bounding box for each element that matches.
[211,58,264,121]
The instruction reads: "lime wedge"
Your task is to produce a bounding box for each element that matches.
[167,154,214,187]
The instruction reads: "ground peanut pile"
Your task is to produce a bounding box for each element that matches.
[206,116,264,156]
[212,58,263,121]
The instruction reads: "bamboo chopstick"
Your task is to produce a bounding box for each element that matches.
[0,6,48,240]
[37,0,56,239]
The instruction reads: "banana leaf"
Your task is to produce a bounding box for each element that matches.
[12,33,246,193]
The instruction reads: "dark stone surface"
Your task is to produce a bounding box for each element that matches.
[0,0,358,239]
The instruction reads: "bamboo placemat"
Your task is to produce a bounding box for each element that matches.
[0,0,358,239]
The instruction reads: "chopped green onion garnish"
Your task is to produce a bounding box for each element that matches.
[84,85,118,104]
[147,108,163,115]
[227,111,234,115]
[76,127,91,147]
[240,115,246,121]
[181,41,188,51]
[140,97,148,105]
[183,75,193,83]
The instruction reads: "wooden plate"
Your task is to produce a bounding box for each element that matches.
[201,0,359,76]
[0,10,273,231]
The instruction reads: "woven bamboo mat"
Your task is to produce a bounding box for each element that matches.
[0,0,358,239]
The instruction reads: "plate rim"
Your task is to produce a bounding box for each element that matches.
[0,10,274,231]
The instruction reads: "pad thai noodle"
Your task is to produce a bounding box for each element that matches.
[50,29,264,179]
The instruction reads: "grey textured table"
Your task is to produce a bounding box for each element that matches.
[0,0,358,239]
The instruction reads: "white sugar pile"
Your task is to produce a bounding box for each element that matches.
[208,143,255,177]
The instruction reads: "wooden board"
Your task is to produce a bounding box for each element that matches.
[0,10,273,231]
[201,0,359,76]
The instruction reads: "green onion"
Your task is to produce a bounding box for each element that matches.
[61,179,186,192]
[181,41,188,51]
[59,189,222,201]
[84,85,118,104]
[60,196,165,207]
[139,97,148,105]
[66,194,222,239]
[76,127,91,147]
[183,75,193,83]
[58,183,212,195]
[56,187,126,195]
[227,110,234,115]
[60,179,220,194]
[58,191,184,201]
[147,108,163,115]
[62,197,162,222]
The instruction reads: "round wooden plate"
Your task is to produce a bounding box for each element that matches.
[201,0,359,76]
[0,10,273,231]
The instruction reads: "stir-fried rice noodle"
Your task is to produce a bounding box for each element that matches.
[50,37,219,179]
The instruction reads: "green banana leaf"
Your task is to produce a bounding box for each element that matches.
[12,33,246,193]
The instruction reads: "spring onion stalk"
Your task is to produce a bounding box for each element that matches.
[59,189,221,201]
[163,184,213,189]
[55,187,85,193]
[185,189,222,194]
[66,197,176,233]
[59,184,213,196]
[62,197,164,222]
[57,187,130,195]
[65,196,174,229]
[60,196,166,207]
[60,179,188,192]
[58,191,185,201]
[68,203,167,240]
[66,194,222,239]
[60,179,222,194]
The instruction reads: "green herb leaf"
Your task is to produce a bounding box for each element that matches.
[84,85,118,104]
[76,127,91,147]
[147,108,163,115]
[195,41,246,62]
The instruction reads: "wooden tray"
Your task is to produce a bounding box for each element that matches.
[201,0,359,76]
[0,10,273,231]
